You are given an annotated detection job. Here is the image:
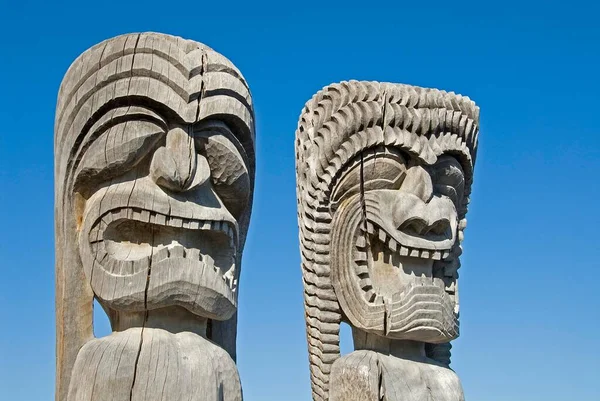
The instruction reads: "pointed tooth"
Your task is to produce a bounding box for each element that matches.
[359,278,372,290]
[388,238,397,252]
[153,247,168,262]
[170,244,185,258]
[355,235,367,248]
[204,255,216,271]
[114,209,127,219]
[155,214,166,226]
[187,248,200,260]
[354,263,369,275]
[223,267,235,288]
[378,229,387,244]
[354,251,368,261]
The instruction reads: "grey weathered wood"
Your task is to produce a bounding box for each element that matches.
[55,32,255,401]
[294,81,480,400]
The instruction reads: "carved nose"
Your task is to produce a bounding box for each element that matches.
[150,127,208,192]
[400,165,433,203]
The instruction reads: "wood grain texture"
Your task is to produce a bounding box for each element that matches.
[294,81,480,400]
[55,32,254,400]
[67,328,242,401]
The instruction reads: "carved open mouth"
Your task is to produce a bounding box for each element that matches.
[354,222,456,303]
[88,207,238,291]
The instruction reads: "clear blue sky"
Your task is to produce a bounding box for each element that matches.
[0,0,598,400]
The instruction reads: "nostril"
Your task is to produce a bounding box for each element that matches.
[399,218,428,236]
[426,219,450,236]
[399,218,450,236]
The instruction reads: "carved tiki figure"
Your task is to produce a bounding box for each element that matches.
[55,33,254,401]
[295,81,479,400]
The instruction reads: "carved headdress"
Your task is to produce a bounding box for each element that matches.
[295,81,479,400]
[55,33,254,400]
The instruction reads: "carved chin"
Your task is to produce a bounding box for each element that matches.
[79,205,238,321]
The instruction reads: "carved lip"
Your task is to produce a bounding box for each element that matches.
[89,207,238,292]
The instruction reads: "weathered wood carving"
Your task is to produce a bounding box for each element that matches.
[295,81,480,400]
[54,32,254,401]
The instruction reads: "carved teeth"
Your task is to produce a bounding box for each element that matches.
[204,255,216,272]
[223,267,235,289]
[152,247,169,263]
[155,214,166,226]
[186,248,201,261]
[362,224,453,261]
[167,243,185,258]
[94,208,239,291]
[388,238,397,252]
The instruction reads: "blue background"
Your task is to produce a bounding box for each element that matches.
[1,0,599,400]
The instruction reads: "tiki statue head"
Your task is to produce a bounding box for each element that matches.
[295,81,479,400]
[55,32,254,398]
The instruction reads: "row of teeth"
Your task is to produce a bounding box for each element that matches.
[361,223,450,260]
[91,242,237,291]
[90,207,237,249]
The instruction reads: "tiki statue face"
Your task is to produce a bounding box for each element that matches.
[295,81,478,399]
[77,118,251,319]
[55,32,255,344]
[330,147,467,343]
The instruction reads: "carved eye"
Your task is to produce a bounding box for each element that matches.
[331,147,407,205]
[430,155,465,207]
[194,121,251,219]
[74,108,166,196]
